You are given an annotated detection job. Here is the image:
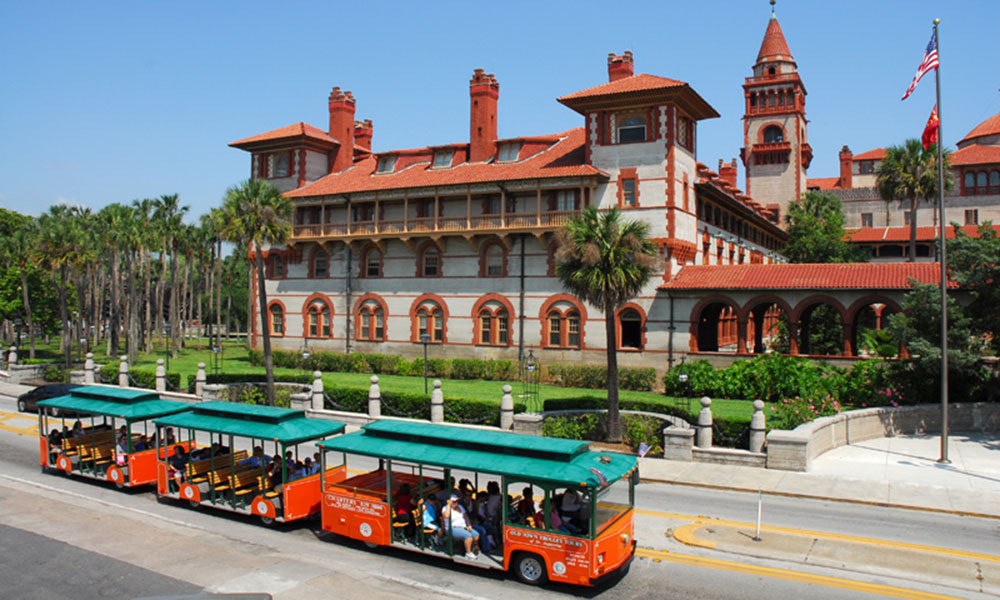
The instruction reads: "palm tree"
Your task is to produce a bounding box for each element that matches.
[37,205,84,368]
[154,194,189,358]
[132,198,157,353]
[0,218,38,358]
[876,139,953,262]
[220,179,292,406]
[555,207,658,442]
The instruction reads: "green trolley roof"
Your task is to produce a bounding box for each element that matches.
[37,386,192,421]
[316,420,637,489]
[153,401,345,444]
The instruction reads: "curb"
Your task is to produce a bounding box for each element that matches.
[640,476,1000,521]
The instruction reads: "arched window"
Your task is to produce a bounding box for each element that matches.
[964,172,976,192]
[480,243,506,277]
[418,244,441,277]
[545,308,581,349]
[618,115,646,143]
[991,170,1000,187]
[313,250,329,278]
[977,171,988,189]
[268,303,284,336]
[619,308,643,350]
[306,300,331,338]
[477,305,510,346]
[362,247,382,278]
[416,301,444,343]
[763,125,784,143]
[357,301,385,341]
[270,255,284,279]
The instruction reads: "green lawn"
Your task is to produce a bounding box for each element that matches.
[20,338,756,422]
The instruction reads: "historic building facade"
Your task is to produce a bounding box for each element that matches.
[230,46,787,369]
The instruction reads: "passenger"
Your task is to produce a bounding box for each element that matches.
[115,432,129,465]
[164,427,176,446]
[72,420,83,437]
[267,458,285,492]
[394,483,417,537]
[134,435,149,452]
[285,450,294,468]
[238,446,266,469]
[47,429,62,461]
[518,486,536,520]
[168,446,189,487]
[419,494,440,532]
[485,481,502,526]
[302,457,316,476]
[560,488,583,525]
[442,493,480,559]
[472,492,498,551]
[546,505,574,534]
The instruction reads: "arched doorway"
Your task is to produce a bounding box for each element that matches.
[797,300,845,356]
[696,301,740,352]
[745,299,790,354]
[849,298,901,357]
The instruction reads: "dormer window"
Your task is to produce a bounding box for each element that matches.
[376,154,397,174]
[432,150,454,168]
[497,142,521,163]
[618,116,647,143]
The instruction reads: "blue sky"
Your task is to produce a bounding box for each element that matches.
[1,1,997,221]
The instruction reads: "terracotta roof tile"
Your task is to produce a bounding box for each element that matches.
[950,144,1000,166]
[285,128,604,198]
[846,225,1000,243]
[757,17,794,64]
[807,177,842,190]
[230,122,338,148]
[660,263,955,291]
[958,112,1000,146]
[852,148,886,161]
[557,73,687,102]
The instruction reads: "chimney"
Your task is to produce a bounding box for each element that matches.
[354,119,373,153]
[718,158,738,189]
[469,69,499,163]
[328,87,356,172]
[607,50,634,82]
[839,145,853,189]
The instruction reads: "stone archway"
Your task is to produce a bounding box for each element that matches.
[793,296,848,356]
[691,296,742,352]
[742,295,793,355]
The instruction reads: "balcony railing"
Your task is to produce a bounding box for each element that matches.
[292,210,579,240]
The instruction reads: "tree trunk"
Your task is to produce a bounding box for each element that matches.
[226,287,232,341]
[143,249,152,353]
[58,266,71,369]
[19,266,35,359]
[170,243,179,358]
[109,251,120,355]
[128,251,139,364]
[246,258,253,351]
[254,245,275,406]
[908,196,918,262]
[157,238,167,348]
[197,251,205,352]
[215,238,222,352]
[604,301,622,442]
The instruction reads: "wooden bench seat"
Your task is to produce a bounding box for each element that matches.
[187,450,249,482]
[205,464,258,492]
[230,471,264,501]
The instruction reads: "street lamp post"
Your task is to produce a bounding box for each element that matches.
[302,350,311,377]
[420,333,431,395]
[678,372,691,416]
[212,346,220,378]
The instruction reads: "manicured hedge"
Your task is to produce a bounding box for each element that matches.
[97,363,182,390]
[323,386,526,427]
[249,349,517,382]
[545,364,656,391]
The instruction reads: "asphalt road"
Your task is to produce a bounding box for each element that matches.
[0,390,994,599]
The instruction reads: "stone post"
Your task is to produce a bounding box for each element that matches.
[155,359,166,392]
[118,355,129,387]
[749,399,766,453]
[500,384,514,430]
[84,353,95,384]
[430,380,444,423]
[368,375,381,418]
[663,427,695,461]
[312,371,324,411]
[696,396,713,448]
[7,346,17,366]
[195,362,207,398]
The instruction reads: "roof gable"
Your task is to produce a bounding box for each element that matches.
[557,74,720,121]
[230,122,339,150]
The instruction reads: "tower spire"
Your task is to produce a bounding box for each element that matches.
[770,0,776,17]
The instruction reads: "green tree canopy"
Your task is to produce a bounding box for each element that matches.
[555,207,658,441]
[782,191,864,263]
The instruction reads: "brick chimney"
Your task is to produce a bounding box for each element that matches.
[838,145,853,189]
[718,158,738,189]
[607,51,634,82]
[469,69,499,163]
[354,119,373,153]
[328,87,356,172]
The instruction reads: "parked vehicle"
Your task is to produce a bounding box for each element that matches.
[17,384,80,414]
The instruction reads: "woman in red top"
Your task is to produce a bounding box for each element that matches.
[394,483,417,537]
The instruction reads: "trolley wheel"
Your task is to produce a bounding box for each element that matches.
[188,500,200,509]
[513,552,547,586]
[114,480,125,490]
[363,541,379,550]
[18,399,26,412]
[259,515,275,527]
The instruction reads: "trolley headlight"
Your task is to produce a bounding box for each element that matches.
[621,533,630,545]
[597,552,605,564]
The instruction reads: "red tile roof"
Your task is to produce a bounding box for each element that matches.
[660,263,955,291]
[757,17,794,64]
[230,122,338,148]
[951,144,1000,167]
[852,148,886,161]
[285,128,604,198]
[558,73,687,101]
[958,112,1000,146]
[807,177,842,191]
[846,225,1000,243]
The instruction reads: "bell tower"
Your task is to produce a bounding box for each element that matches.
[741,3,811,224]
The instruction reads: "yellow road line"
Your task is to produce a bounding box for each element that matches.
[636,507,1000,565]
[0,422,38,436]
[636,547,962,600]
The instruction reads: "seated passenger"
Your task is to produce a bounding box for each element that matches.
[115,433,129,465]
[560,488,583,523]
[72,420,83,437]
[168,446,189,486]
[302,457,317,476]
[238,446,267,469]
[266,458,285,492]
[47,429,62,461]
[442,494,480,559]
[518,486,536,520]
[134,435,149,452]
[394,483,417,537]
[419,494,440,532]
[165,427,176,446]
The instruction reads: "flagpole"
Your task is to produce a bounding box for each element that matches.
[933,18,950,464]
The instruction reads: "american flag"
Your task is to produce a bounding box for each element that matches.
[901,29,939,101]
[638,442,651,457]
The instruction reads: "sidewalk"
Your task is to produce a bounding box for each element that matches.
[0,381,34,398]
[639,432,1000,518]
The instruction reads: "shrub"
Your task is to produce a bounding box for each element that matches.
[622,414,664,455]
[767,395,841,431]
[662,359,716,397]
[547,364,656,391]
[543,413,603,441]
[839,359,896,408]
[43,365,68,383]
[189,372,311,393]
[618,367,656,391]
